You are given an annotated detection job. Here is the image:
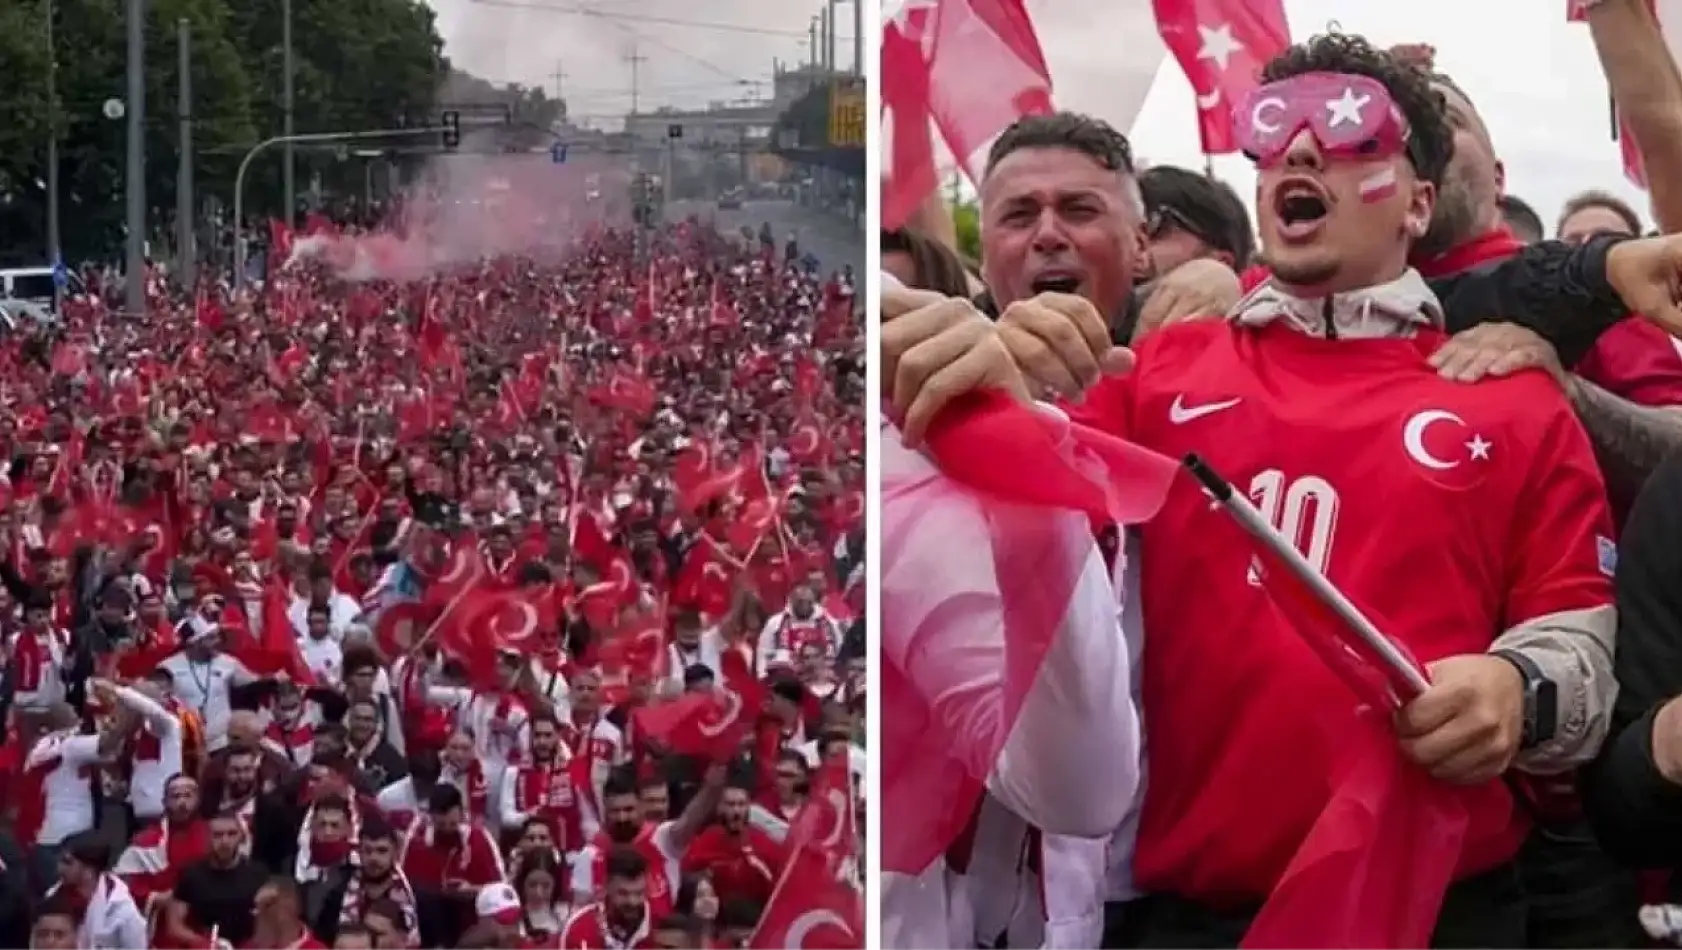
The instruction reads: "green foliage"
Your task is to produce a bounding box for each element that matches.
[0,0,452,262]
[951,199,981,265]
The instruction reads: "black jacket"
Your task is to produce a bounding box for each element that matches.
[1581,449,1682,869]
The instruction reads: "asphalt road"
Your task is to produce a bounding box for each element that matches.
[670,199,864,277]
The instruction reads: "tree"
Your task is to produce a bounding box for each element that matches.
[952,199,981,264]
[221,0,449,218]
[0,0,449,261]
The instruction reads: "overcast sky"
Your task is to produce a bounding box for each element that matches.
[426,0,860,126]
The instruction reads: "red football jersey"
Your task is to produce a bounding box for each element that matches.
[1575,318,1682,406]
[1070,319,1614,902]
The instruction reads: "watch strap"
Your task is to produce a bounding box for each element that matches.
[1490,648,1555,749]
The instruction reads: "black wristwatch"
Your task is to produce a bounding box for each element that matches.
[1491,649,1558,750]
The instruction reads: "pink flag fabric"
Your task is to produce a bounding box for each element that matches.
[881,0,1055,229]
[879,392,1175,873]
[1234,494,1511,948]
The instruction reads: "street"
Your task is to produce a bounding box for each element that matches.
[671,199,864,276]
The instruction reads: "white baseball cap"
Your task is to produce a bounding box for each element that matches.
[475,882,521,925]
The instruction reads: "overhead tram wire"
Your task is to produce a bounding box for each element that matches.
[467,0,805,88]
[465,0,807,39]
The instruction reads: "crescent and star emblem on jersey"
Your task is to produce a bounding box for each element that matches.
[785,910,854,948]
[1402,410,1493,471]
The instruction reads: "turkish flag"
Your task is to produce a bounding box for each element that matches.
[230,580,318,686]
[881,0,1054,229]
[632,687,756,763]
[1152,0,1291,155]
[748,849,863,950]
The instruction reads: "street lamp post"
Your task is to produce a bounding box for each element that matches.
[282,0,295,226]
[124,0,146,318]
[44,0,61,309]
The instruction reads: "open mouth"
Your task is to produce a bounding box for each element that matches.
[1030,272,1083,294]
[1274,180,1329,227]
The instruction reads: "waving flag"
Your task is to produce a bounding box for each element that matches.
[880,392,1175,873]
[882,0,1054,229]
[1153,0,1291,155]
[882,0,1166,229]
[1185,456,1507,949]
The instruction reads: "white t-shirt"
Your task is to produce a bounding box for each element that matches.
[157,652,257,750]
[28,731,100,845]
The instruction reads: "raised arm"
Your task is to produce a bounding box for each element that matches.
[1589,0,1682,233]
[1432,235,1632,367]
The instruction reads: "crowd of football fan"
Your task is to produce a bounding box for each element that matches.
[0,213,866,950]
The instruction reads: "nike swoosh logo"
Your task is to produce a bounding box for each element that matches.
[1169,395,1241,424]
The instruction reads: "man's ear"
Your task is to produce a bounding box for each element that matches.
[1405,180,1436,240]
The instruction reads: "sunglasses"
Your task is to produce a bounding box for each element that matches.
[1145,205,1206,243]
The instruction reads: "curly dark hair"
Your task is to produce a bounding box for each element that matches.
[1259,32,1453,187]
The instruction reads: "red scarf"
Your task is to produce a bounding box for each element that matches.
[453,760,490,817]
[1413,228,1524,279]
[11,628,65,693]
[339,869,419,947]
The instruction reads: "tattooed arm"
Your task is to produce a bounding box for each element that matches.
[1565,376,1682,503]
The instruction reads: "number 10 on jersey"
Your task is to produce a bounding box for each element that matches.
[1246,469,1341,585]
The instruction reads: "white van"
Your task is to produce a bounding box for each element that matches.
[0,267,63,305]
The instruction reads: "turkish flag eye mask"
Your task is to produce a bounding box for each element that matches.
[1235,71,1413,169]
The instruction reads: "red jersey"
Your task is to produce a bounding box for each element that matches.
[558,903,656,949]
[681,824,784,905]
[505,759,585,853]
[580,824,678,918]
[1072,319,1614,902]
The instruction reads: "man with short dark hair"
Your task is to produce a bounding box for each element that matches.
[314,817,417,946]
[165,811,269,948]
[569,765,724,919]
[1138,164,1255,277]
[399,783,503,947]
[1499,194,1545,244]
[45,832,146,949]
[28,894,81,950]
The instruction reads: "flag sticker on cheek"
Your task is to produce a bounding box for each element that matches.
[1358,167,1399,203]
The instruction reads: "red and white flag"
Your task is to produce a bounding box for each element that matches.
[748,849,864,949]
[879,394,1176,874]
[881,0,1053,229]
[1153,0,1291,155]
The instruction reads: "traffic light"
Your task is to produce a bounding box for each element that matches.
[441,111,460,150]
